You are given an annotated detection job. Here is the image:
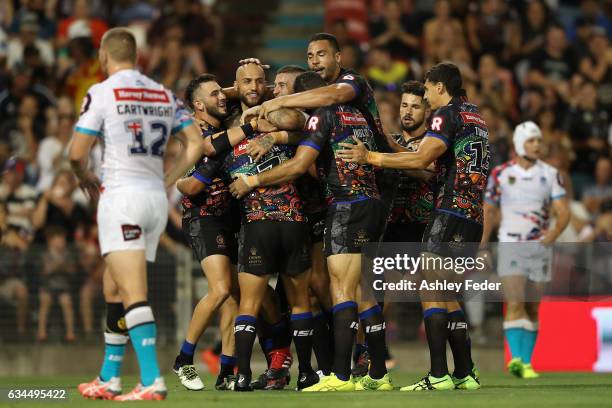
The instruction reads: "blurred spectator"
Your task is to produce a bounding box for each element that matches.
[31,170,90,243]
[369,0,422,61]
[564,80,610,176]
[476,54,516,120]
[0,94,43,163]
[570,0,612,40]
[0,202,28,337]
[36,97,74,192]
[37,225,77,342]
[149,38,200,93]
[578,28,612,110]
[366,46,413,92]
[423,0,465,67]
[6,12,54,69]
[480,104,510,169]
[514,0,553,60]
[582,157,612,216]
[526,24,577,102]
[0,158,37,244]
[78,234,103,338]
[56,0,108,48]
[519,86,547,121]
[465,0,519,63]
[557,201,593,243]
[340,42,364,72]
[0,65,56,125]
[9,2,56,40]
[377,94,401,135]
[537,108,572,158]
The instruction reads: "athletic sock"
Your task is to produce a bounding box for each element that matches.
[175,340,195,368]
[258,320,274,366]
[219,354,236,377]
[353,343,367,363]
[332,301,358,381]
[503,319,527,360]
[423,308,449,378]
[235,315,258,378]
[125,302,160,386]
[521,320,538,364]
[99,332,128,381]
[291,312,314,373]
[270,318,292,349]
[447,309,471,378]
[360,305,388,379]
[312,312,333,375]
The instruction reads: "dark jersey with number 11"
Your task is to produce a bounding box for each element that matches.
[425,96,490,224]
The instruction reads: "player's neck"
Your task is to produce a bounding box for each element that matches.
[107,63,135,76]
[196,111,221,129]
[402,125,427,141]
[517,156,537,170]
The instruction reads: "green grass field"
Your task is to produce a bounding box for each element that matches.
[1,372,611,407]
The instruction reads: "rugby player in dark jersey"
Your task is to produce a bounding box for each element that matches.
[230,71,393,392]
[195,112,317,392]
[338,63,489,391]
[171,74,239,391]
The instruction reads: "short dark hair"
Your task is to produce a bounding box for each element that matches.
[45,225,67,240]
[184,74,217,110]
[294,71,326,93]
[401,80,425,98]
[424,62,465,97]
[277,65,307,75]
[309,33,341,52]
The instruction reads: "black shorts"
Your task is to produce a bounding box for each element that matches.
[324,198,387,257]
[422,210,483,257]
[383,222,428,243]
[183,213,238,264]
[307,210,327,244]
[240,221,311,276]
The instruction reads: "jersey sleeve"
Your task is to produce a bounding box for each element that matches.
[551,169,567,200]
[425,106,456,147]
[336,72,366,100]
[74,85,104,137]
[192,154,224,185]
[170,94,195,135]
[485,164,503,206]
[299,108,332,152]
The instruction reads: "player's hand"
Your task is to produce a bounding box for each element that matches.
[247,133,276,162]
[229,174,258,199]
[240,105,261,124]
[256,119,278,133]
[238,58,271,70]
[77,171,102,204]
[258,98,284,121]
[337,136,369,164]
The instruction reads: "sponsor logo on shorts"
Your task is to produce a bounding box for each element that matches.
[353,229,370,246]
[248,247,263,266]
[216,234,226,249]
[121,224,142,241]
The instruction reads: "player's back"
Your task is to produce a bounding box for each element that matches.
[76,69,188,193]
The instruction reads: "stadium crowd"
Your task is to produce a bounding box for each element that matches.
[0,0,610,346]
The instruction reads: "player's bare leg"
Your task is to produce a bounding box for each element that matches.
[105,250,166,401]
[78,268,126,400]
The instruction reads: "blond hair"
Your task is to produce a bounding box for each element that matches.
[101,28,137,63]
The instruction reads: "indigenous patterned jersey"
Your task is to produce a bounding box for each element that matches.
[334,68,391,153]
[425,97,490,224]
[181,122,232,217]
[486,160,566,242]
[300,104,380,203]
[296,173,327,215]
[387,133,435,224]
[75,69,193,193]
[199,133,304,223]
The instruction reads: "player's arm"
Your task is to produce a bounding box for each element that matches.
[165,122,206,188]
[540,196,570,245]
[229,145,319,198]
[247,130,305,162]
[258,83,356,119]
[481,166,503,246]
[337,135,446,170]
[266,108,306,130]
[176,153,224,196]
[202,118,266,157]
[69,131,101,203]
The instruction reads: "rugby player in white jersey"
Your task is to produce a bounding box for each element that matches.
[69,28,204,401]
[482,121,569,379]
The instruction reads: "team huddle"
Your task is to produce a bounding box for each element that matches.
[69,27,568,401]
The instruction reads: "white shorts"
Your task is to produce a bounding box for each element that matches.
[497,242,552,283]
[98,190,168,262]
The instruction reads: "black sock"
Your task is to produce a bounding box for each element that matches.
[448,309,472,378]
[312,312,333,375]
[353,343,367,363]
[258,320,274,366]
[219,354,236,377]
[213,340,222,355]
[360,305,388,379]
[332,301,358,381]
[423,308,449,378]
[291,312,314,373]
[270,318,292,349]
[234,315,258,378]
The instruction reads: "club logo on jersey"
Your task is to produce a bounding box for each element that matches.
[113,88,170,103]
[121,224,142,241]
[540,176,547,185]
[431,116,444,131]
[307,116,319,131]
[80,93,92,116]
[338,111,367,127]
[342,74,355,81]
